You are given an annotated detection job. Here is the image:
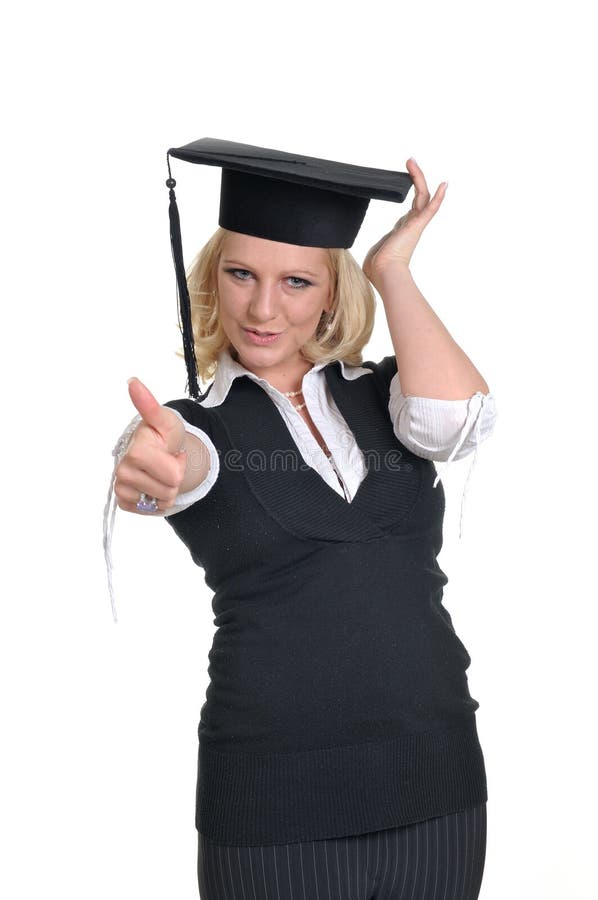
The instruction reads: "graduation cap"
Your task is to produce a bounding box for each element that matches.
[165,137,414,398]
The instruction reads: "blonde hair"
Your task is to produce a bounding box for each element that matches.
[174,227,377,386]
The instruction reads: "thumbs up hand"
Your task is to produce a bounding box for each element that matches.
[114,377,188,514]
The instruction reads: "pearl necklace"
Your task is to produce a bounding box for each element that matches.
[283,387,306,411]
[282,386,349,499]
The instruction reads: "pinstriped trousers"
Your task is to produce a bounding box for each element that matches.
[197,800,487,899]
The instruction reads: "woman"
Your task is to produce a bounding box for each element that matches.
[106,143,496,899]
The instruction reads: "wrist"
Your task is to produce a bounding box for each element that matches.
[371,262,414,296]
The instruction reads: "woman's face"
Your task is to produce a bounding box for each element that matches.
[216,231,333,377]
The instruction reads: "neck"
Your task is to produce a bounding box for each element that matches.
[230,346,314,395]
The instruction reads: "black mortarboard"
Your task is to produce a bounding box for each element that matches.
[165,137,413,398]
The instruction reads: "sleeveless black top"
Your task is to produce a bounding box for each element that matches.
[163,355,487,846]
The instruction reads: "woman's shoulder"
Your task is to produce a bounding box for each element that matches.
[357,353,398,391]
[162,385,215,426]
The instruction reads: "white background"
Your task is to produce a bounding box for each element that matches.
[2,1,596,897]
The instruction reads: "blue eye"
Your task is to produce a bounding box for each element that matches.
[227,268,252,281]
[287,276,311,289]
[225,268,311,289]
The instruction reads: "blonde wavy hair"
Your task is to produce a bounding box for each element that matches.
[174,227,377,386]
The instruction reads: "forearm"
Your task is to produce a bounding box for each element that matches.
[178,430,212,495]
[376,265,490,400]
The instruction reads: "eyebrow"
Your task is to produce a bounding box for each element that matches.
[222,259,320,278]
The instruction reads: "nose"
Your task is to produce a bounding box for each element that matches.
[247,279,282,326]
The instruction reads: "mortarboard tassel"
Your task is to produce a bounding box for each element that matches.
[166,154,200,399]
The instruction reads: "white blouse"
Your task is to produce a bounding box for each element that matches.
[103,349,497,622]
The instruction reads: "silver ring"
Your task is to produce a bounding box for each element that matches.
[136,492,159,513]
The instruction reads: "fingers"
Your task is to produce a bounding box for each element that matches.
[430,180,448,209]
[406,158,447,218]
[114,481,177,513]
[115,437,187,512]
[127,378,188,457]
[127,376,160,421]
[407,157,430,211]
[116,456,181,496]
[114,456,184,512]
[127,377,177,439]
[121,439,186,491]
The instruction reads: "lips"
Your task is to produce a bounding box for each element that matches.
[244,328,280,336]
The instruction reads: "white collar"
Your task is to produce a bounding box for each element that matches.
[198,347,373,407]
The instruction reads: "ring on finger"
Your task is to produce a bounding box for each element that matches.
[136,492,159,513]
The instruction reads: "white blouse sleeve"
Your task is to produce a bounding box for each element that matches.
[103,408,220,624]
[388,370,498,539]
[162,407,220,516]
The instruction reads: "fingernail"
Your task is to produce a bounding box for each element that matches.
[127,377,135,385]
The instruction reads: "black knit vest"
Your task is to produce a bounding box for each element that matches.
[163,355,487,846]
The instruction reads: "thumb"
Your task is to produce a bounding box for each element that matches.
[127,377,185,454]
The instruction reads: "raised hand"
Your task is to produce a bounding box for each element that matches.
[362,157,448,290]
[114,378,188,514]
